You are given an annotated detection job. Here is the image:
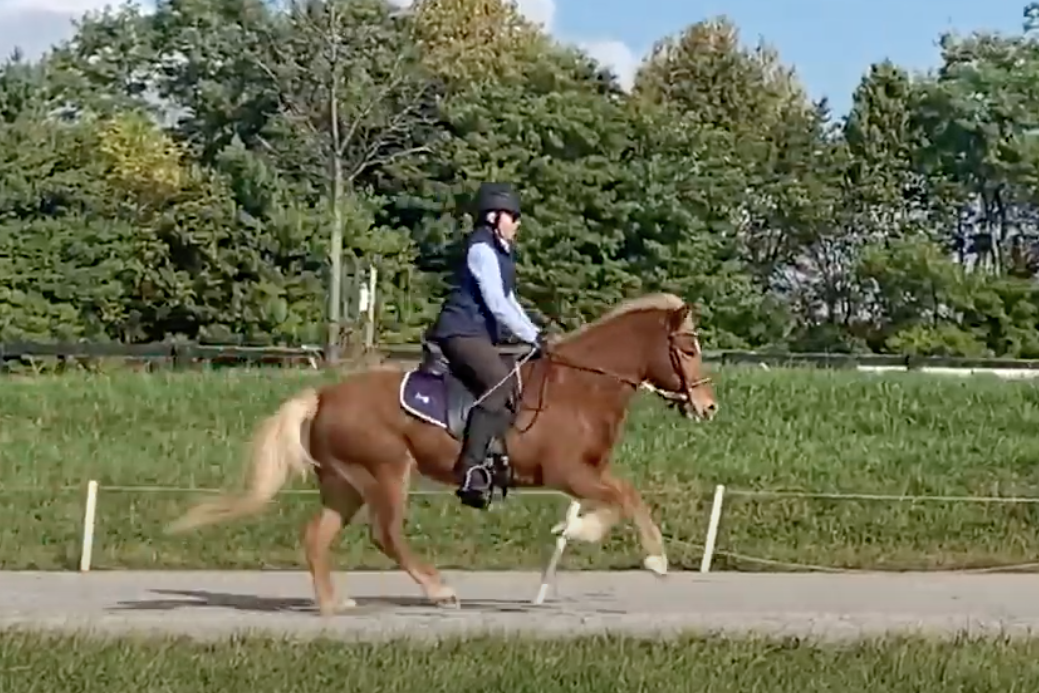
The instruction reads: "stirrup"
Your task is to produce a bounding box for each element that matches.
[457,467,492,510]
[459,463,492,492]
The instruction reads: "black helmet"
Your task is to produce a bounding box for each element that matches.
[475,182,521,218]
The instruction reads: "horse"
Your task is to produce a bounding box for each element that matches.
[167,292,718,613]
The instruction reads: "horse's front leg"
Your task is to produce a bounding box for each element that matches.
[550,500,621,543]
[610,474,668,576]
[554,466,667,576]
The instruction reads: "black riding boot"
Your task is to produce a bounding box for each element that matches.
[455,405,503,509]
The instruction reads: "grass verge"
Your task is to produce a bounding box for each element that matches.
[3,630,1039,692]
[4,366,1039,570]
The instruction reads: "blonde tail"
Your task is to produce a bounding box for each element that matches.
[166,388,321,534]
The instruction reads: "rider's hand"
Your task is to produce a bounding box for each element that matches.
[532,333,550,356]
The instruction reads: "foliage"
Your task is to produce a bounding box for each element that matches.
[4,0,1039,354]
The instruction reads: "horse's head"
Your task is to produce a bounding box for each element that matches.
[549,293,717,421]
[641,301,717,421]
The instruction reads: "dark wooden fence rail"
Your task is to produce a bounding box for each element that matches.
[0,341,324,368]
[5,341,1039,371]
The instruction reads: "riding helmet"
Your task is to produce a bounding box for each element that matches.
[475,182,521,218]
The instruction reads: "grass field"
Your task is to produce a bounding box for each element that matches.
[4,365,1039,571]
[3,630,1039,692]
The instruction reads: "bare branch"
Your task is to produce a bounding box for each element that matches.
[336,52,411,157]
[248,0,440,200]
[352,144,431,180]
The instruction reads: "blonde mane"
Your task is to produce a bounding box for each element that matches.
[557,292,687,344]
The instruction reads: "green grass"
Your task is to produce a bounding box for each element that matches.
[4,630,1039,692]
[4,365,1039,571]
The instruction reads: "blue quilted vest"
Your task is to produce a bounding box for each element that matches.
[430,225,517,344]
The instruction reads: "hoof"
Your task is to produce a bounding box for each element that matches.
[428,585,460,609]
[434,594,461,609]
[318,598,357,617]
[643,554,668,576]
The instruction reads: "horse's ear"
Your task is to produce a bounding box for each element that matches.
[668,303,692,331]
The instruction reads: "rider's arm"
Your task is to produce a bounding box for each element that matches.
[506,291,541,333]
[467,243,540,343]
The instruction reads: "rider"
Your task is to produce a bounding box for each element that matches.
[428,182,544,509]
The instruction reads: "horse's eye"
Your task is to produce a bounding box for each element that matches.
[675,335,700,356]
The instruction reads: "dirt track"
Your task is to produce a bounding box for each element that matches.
[3,570,1039,641]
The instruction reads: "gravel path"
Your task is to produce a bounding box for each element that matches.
[2,571,1039,642]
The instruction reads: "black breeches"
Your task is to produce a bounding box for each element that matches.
[439,336,517,414]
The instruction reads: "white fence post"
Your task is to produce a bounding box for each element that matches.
[79,480,99,573]
[700,484,726,573]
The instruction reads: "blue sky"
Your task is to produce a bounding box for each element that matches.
[552,0,1026,115]
[0,0,1028,116]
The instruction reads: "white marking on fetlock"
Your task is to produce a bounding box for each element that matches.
[318,598,356,616]
[555,513,608,543]
[644,554,668,576]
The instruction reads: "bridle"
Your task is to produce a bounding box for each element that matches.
[514,327,713,431]
[655,329,713,415]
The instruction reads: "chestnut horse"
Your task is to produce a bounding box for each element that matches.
[167,292,717,612]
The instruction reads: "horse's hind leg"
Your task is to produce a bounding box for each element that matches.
[304,471,366,616]
[367,460,459,608]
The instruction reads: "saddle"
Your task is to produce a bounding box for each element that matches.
[403,340,521,435]
[399,339,526,499]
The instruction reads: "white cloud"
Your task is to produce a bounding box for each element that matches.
[0,0,117,12]
[512,0,554,30]
[579,38,639,90]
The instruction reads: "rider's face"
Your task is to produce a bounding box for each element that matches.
[495,211,521,242]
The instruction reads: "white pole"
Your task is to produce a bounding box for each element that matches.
[79,480,99,573]
[368,263,378,318]
[358,283,370,314]
[364,263,378,349]
[699,484,725,573]
[533,500,582,605]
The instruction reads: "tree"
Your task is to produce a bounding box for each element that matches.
[7,1,1039,358]
[96,109,186,208]
[842,60,926,241]
[631,17,829,301]
[633,16,808,134]
[250,0,441,358]
[913,25,1039,274]
[409,0,550,86]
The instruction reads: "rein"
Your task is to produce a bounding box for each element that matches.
[512,333,712,434]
